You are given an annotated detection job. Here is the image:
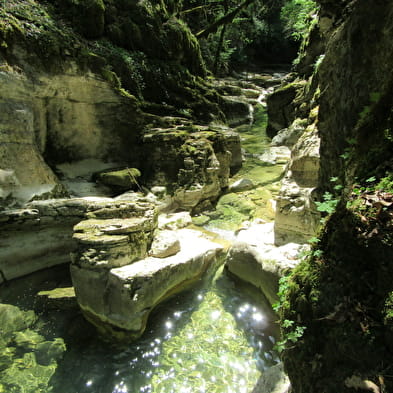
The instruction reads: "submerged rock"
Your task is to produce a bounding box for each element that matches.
[37,287,77,311]
[0,303,66,393]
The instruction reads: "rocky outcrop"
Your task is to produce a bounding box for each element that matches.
[71,223,225,340]
[141,125,240,210]
[0,0,242,213]
[0,196,157,283]
[274,122,321,245]
[278,1,393,392]
[0,69,143,205]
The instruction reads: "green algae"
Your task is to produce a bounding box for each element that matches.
[236,104,270,155]
[204,102,286,231]
[0,304,66,393]
[208,192,256,231]
[151,288,260,393]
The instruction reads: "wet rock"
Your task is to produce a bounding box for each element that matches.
[208,192,256,232]
[191,214,210,226]
[158,211,193,230]
[0,303,66,393]
[37,287,77,310]
[252,363,291,393]
[0,304,37,337]
[71,228,224,340]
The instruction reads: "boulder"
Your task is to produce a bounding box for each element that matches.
[95,168,141,191]
[71,228,225,340]
[226,222,309,305]
[271,118,307,148]
[229,178,254,192]
[221,96,253,127]
[140,128,238,210]
[71,205,157,269]
[149,230,181,258]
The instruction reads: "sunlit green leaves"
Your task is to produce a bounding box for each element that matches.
[280,0,317,41]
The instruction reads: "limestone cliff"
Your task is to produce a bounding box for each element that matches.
[0,0,234,209]
[276,1,393,392]
[0,0,245,282]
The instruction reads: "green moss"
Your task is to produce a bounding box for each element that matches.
[279,207,393,392]
[96,168,141,190]
[0,304,66,393]
[207,193,256,231]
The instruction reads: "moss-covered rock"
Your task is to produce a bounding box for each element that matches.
[95,168,141,191]
[0,304,66,393]
[208,192,256,231]
[280,204,393,393]
[52,0,105,39]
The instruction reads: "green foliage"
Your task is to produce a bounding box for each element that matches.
[273,275,307,353]
[315,192,338,215]
[183,0,297,74]
[376,174,393,193]
[313,54,325,72]
[280,0,317,41]
[384,291,393,323]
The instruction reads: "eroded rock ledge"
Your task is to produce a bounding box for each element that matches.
[70,210,225,340]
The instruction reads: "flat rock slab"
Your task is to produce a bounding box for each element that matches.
[71,228,224,340]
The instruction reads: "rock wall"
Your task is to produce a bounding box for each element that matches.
[0,68,143,205]
[278,1,393,392]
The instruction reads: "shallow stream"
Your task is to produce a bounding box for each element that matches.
[0,71,287,393]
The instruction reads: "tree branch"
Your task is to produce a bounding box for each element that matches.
[196,0,256,38]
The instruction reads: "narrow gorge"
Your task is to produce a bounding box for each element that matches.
[1,1,392,393]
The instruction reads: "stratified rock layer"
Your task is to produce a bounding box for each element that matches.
[71,227,224,340]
